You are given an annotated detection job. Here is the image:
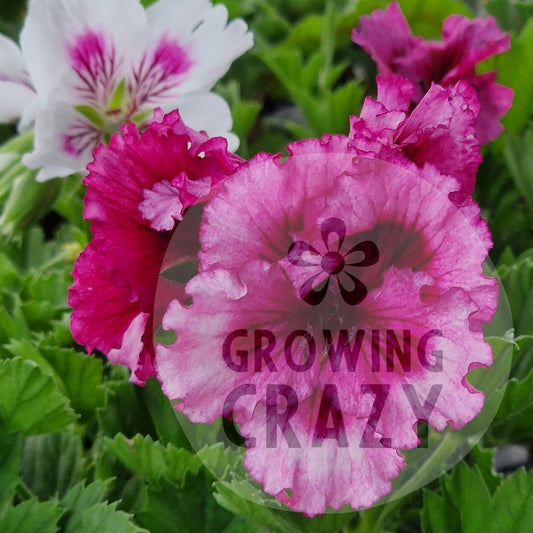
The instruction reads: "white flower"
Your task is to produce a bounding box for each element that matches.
[0,0,253,181]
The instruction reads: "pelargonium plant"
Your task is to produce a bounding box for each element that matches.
[0,0,531,531]
[352,1,513,144]
[69,109,242,384]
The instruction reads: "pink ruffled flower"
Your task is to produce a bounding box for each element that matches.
[349,75,482,200]
[156,136,497,514]
[69,109,242,384]
[352,2,513,144]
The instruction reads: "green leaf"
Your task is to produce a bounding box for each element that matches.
[422,450,533,533]
[61,479,112,530]
[18,270,71,332]
[259,47,303,92]
[468,447,501,495]
[0,499,63,533]
[105,434,202,488]
[53,175,88,239]
[447,464,492,533]
[61,479,146,531]
[97,380,157,438]
[213,479,299,533]
[197,443,244,480]
[0,253,19,291]
[93,440,148,516]
[0,170,61,237]
[0,358,76,435]
[0,130,33,156]
[29,342,105,417]
[136,476,236,533]
[285,14,323,53]
[499,250,533,337]
[486,0,533,33]
[422,461,493,533]
[0,421,22,510]
[131,109,153,124]
[0,132,35,203]
[21,431,84,500]
[0,293,31,345]
[22,269,70,309]
[487,468,533,533]
[140,0,158,7]
[421,489,459,533]
[231,100,261,145]
[71,501,148,533]
[326,80,364,133]
[504,130,533,213]
[138,378,192,450]
[491,365,533,442]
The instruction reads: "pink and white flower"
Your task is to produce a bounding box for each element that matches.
[156,135,497,513]
[352,2,513,144]
[68,109,242,384]
[0,0,252,181]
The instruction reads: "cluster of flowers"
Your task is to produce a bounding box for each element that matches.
[1,0,512,516]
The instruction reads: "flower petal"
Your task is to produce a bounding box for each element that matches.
[107,312,154,385]
[439,15,510,83]
[0,32,33,84]
[0,81,37,124]
[170,91,239,151]
[146,0,253,95]
[69,243,142,355]
[20,0,145,99]
[395,81,482,197]
[0,33,36,123]
[469,72,514,145]
[23,99,99,180]
[351,2,426,82]
[240,399,404,515]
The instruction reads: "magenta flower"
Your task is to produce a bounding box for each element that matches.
[349,75,482,200]
[68,109,241,384]
[156,136,497,514]
[352,2,513,144]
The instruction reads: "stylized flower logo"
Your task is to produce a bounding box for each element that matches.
[287,217,379,306]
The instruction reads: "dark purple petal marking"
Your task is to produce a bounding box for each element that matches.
[130,36,191,108]
[63,118,101,156]
[69,31,119,107]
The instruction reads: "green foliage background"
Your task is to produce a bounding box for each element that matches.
[1,0,533,531]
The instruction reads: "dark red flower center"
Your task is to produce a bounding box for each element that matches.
[321,251,345,275]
